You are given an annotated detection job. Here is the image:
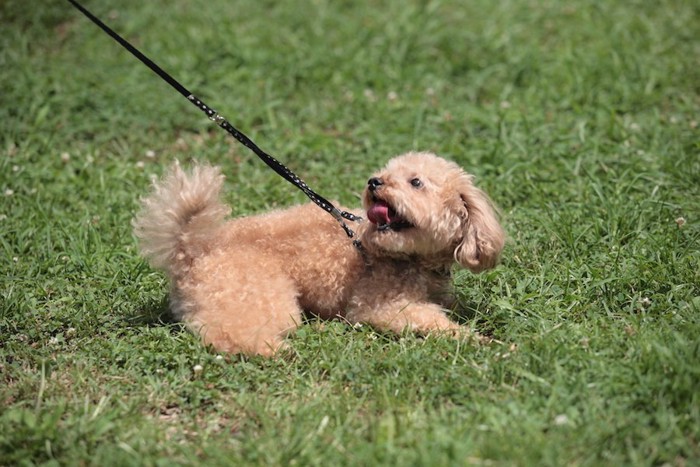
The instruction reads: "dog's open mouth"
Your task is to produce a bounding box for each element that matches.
[367,197,413,232]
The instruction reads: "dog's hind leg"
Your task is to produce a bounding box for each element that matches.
[179,250,303,357]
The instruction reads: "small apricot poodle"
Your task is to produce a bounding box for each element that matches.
[133,152,505,356]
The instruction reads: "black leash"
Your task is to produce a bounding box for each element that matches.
[66,0,362,239]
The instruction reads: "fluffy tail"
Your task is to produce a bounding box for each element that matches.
[132,162,230,278]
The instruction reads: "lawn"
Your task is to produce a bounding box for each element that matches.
[1,0,699,465]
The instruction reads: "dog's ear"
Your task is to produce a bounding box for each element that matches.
[453,175,505,273]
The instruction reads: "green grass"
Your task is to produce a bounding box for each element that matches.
[2,0,699,465]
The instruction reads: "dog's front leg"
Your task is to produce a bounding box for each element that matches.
[345,263,481,341]
[346,298,462,337]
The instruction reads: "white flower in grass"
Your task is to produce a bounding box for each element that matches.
[175,137,188,150]
[317,415,330,432]
[60,152,70,163]
[145,150,156,158]
[675,217,686,228]
[553,414,569,426]
[193,364,204,374]
[387,91,398,101]
[4,189,14,196]
[215,355,224,361]
[136,161,145,169]
[640,297,652,308]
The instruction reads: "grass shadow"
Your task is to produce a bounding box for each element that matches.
[126,294,174,327]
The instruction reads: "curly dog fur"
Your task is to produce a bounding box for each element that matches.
[133,152,505,356]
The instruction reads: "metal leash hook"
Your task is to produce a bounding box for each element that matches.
[66,0,362,239]
[331,208,364,238]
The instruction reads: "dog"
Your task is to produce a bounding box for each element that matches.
[133,151,505,356]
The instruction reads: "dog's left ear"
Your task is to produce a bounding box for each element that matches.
[453,174,505,273]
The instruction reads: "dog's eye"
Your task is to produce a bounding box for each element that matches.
[410,178,423,188]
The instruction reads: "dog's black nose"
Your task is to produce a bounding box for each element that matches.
[368,177,383,191]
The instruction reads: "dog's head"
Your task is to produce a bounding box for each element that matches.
[360,152,505,272]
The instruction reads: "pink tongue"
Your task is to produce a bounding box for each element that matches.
[367,201,391,225]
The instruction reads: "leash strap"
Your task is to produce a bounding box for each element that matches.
[66,0,362,238]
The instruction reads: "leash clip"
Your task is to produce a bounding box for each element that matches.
[330,208,363,239]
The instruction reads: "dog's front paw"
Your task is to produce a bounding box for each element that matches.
[348,300,489,345]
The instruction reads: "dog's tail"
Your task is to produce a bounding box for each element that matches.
[132,162,230,278]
